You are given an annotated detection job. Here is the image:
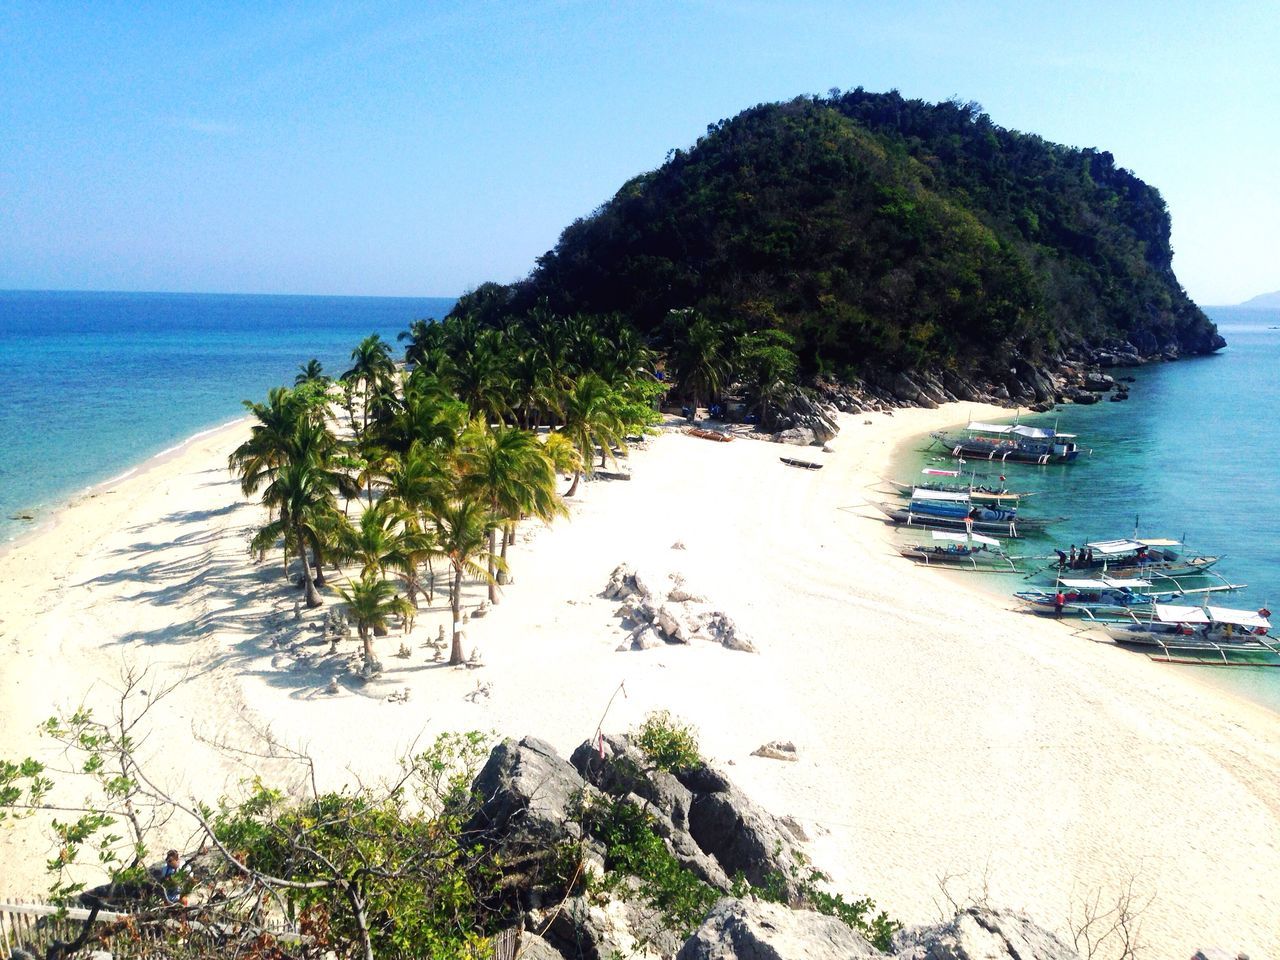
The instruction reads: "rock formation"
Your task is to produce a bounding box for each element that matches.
[461,736,1083,960]
[604,564,755,653]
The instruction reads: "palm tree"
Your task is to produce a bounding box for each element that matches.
[294,358,330,387]
[443,322,513,425]
[384,371,468,454]
[336,573,412,673]
[382,442,449,604]
[252,459,343,608]
[429,496,501,665]
[558,374,627,497]
[399,318,447,372]
[341,334,397,438]
[456,421,564,601]
[228,386,313,498]
[336,500,410,582]
[666,309,732,419]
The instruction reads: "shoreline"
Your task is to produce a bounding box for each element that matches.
[0,416,252,560]
[884,415,1280,719]
[0,404,1277,956]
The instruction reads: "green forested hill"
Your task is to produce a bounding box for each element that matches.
[469,90,1221,381]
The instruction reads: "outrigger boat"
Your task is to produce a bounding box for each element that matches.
[1098,604,1280,666]
[931,421,1083,464]
[1042,538,1222,582]
[899,531,1023,572]
[1016,576,1245,618]
[874,488,1065,538]
[883,467,1034,504]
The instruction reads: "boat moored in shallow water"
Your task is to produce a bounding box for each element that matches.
[1042,537,1222,583]
[883,467,1034,504]
[874,488,1065,538]
[930,421,1083,464]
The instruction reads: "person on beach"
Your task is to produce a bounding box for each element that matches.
[1068,544,1077,569]
[1054,591,1066,618]
[1056,548,1068,568]
[160,849,188,905]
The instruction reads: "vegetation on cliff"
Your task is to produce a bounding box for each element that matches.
[461,89,1220,385]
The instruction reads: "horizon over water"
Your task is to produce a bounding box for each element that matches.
[0,289,456,544]
[893,305,1280,714]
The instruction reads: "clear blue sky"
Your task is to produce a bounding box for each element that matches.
[2,1,1276,304]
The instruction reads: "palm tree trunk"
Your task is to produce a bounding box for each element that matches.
[426,558,435,604]
[297,527,323,608]
[308,533,327,587]
[360,626,374,667]
[449,565,465,665]
[567,470,581,497]
[487,526,499,603]
[498,524,511,585]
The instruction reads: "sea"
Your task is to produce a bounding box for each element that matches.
[1,292,1277,712]
[0,289,455,543]
[891,305,1280,714]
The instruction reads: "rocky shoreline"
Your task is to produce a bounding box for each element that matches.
[755,337,1225,447]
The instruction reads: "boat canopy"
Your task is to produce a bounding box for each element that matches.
[1206,606,1271,629]
[966,421,1076,440]
[1086,538,1147,555]
[1059,577,1153,589]
[1153,604,1211,624]
[910,488,970,503]
[931,531,1000,546]
[1137,538,1181,547]
[922,468,961,477]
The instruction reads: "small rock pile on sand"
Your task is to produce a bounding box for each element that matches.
[603,563,755,653]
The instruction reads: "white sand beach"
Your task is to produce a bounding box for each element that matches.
[1,406,1277,958]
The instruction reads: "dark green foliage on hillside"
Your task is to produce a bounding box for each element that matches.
[476,90,1219,380]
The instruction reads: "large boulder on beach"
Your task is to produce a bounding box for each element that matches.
[892,906,1079,960]
[571,734,803,899]
[466,736,595,847]
[676,897,882,960]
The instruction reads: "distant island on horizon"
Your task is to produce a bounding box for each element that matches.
[1237,289,1280,309]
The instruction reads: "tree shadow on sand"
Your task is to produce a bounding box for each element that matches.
[86,502,490,701]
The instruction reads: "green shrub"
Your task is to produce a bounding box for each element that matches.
[632,711,702,772]
[573,793,718,935]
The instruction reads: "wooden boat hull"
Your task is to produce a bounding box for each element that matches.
[931,432,1080,464]
[878,504,1063,538]
[1103,625,1280,664]
[1041,556,1222,582]
[886,479,1031,503]
[781,457,822,470]
[899,547,1022,572]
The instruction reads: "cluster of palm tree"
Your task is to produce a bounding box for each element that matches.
[230,312,662,672]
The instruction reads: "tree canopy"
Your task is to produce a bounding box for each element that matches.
[462,89,1220,383]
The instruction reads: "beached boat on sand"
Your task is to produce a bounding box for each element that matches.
[931,421,1083,464]
[899,531,1023,572]
[1015,576,1244,618]
[1100,604,1280,665]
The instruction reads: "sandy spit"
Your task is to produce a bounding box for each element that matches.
[0,405,1276,958]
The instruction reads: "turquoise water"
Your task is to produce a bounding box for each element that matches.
[0,290,455,543]
[893,306,1280,713]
